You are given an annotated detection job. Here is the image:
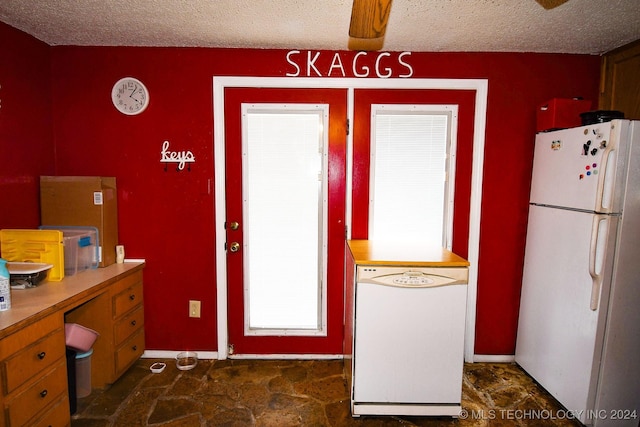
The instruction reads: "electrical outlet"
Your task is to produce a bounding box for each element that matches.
[189,300,201,318]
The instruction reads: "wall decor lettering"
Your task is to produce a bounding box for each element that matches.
[285,50,413,78]
[160,140,195,171]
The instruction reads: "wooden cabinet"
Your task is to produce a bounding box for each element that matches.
[0,262,145,426]
[64,269,145,389]
[7,360,67,426]
[30,397,70,427]
[0,313,70,426]
[600,39,640,120]
[111,273,145,380]
[114,305,144,346]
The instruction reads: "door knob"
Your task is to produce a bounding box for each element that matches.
[228,221,240,231]
[229,242,240,253]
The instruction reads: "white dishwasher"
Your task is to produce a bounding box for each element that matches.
[351,265,468,417]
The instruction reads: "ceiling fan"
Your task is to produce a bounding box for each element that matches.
[534,0,569,9]
[348,0,569,51]
[348,0,393,51]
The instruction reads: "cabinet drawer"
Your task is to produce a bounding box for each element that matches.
[7,360,67,427]
[114,305,144,346]
[113,282,143,318]
[31,395,70,427]
[0,313,61,361]
[3,329,66,394]
[115,329,145,375]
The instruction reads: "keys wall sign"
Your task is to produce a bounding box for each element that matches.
[160,140,195,171]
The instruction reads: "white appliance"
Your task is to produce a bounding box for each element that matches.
[516,119,640,426]
[351,265,468,417]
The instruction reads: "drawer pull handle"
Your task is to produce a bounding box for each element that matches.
[132,345,138,351]
[129,294,136,301]
[38,351,46,360]
[131,320,137,326]
[40,389,48,398]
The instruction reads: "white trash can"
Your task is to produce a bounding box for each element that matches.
[75,349,93,398]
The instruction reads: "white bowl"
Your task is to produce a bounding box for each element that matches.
[176,351,198,370]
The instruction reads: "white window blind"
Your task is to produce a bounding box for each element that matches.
[369,106,456,247]
[243,105,328,334]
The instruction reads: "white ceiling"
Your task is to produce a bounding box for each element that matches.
[1,0,639,54]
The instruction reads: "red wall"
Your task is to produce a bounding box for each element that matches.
[0,21,601,354]
[0,23,54,228]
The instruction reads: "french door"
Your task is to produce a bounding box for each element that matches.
[223,88,347,355]
[215,77,487,362]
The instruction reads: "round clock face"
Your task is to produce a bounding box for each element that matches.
[111,77,149,115]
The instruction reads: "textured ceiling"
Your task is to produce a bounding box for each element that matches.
[1,0,639,54]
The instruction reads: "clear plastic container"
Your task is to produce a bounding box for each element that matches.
[39,226,99,276]
[62,229,97,275]
[176,351,198,370]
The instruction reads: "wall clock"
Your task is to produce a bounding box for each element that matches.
[111,77,149,115]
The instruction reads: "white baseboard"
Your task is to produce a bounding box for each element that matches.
[143,351,514,363]
[141,351,344,360]
[472,354,515,363]
[228,354,343,360]
[143,352,515,362]
[142,350,219,360]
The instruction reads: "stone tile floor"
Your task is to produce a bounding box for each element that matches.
[71,359,582,426]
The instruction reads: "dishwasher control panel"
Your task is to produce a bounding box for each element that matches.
[357,265,468,283]
[391,272,435,285]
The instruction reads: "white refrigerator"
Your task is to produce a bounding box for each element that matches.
[516,119,640,426]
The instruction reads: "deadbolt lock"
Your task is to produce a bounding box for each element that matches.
[228,221,240,231]
[229,242,240,253]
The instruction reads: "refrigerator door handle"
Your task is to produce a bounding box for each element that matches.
[588,215,609,311]
[596,146,616,212]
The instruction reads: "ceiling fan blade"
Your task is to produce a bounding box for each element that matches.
[348,0,393,51]
[535,0,569,9]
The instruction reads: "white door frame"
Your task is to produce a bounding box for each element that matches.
[213,77,488,361]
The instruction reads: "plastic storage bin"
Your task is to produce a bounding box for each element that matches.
[75,349,93,398]
[65,323,99,352]
[0,229,65,281]
[62,229,98,275]
[40,226,99,276]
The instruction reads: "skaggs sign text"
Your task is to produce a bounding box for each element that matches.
[285,50,413,78]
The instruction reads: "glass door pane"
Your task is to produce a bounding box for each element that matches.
[243,104,328,334]
[369,105,457,248]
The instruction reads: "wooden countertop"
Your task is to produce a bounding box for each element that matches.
[0,261,145,339]
[347,240,469,267]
